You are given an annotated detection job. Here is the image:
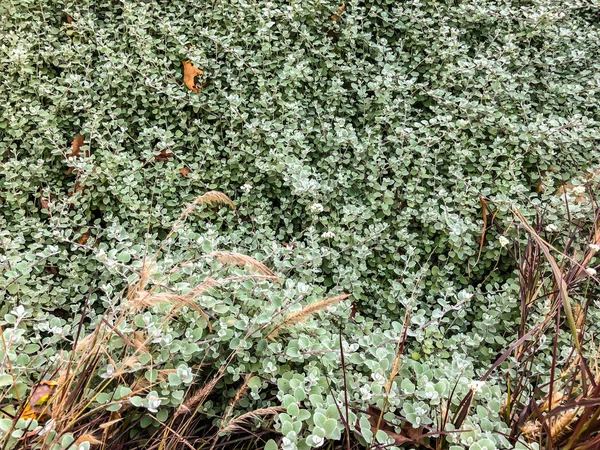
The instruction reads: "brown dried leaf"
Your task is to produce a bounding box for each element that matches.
[536,178,545,193]
[69,135,85,157]
[78,231,91,245]
[40,190,50,210]
[20,381,58,421]
[556,184,587,203]
[349,301,358,320]
[183,60,204,93]
[476,195,488,263]
[331,3,346,21]
[155,148,174,162]
[67,135,88,175]
[179,167,191,177]
[585,168,600,180]
[40,190,58,217]
[68,182,86,198]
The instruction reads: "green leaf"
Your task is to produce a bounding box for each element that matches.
[0,374,13,386]
[282,394,296,408]
[117,251,131,263]
[0,419,12,432]
[375,429,389,444]
[297,409,311,421]
[313,412,326,427]
[248,376,262,389]
[156,409,169,422]
[287,402,299,417]
[293,387,306,402]
[322,418,338,437]
[145,370,158,383]
[168,373,181,386]
[61,434,75,448]
[401,379,415,394]
[264,440,278,450]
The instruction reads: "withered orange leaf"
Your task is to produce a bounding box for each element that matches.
[182,60,204,93]
[331,3,346,21]
[179,168,191,177]
[556,184,587,203]
[476,195,488,264]
[67,135,87,175]
[536,179,544,193]
[78,231,91,245]
[69,135,85,157]
[155,148,174,162]
[40,190,50,210]
[349,301,358,320]
[20,380,58,421]
[68,182,86,198]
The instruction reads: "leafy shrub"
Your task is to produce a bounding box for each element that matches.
[1,0,600,448]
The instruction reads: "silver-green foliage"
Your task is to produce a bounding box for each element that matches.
[1,0,600,448]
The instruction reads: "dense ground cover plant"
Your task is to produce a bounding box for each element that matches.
[1,0,600,448]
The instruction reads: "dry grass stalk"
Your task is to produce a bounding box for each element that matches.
[137,260,156,292]
[129,291,212,331]
[150,191,236,266]
[573,302,586,330]
[192,191,235,211]
[99,414,123,445]
[74,433,102,447]
[521,420,541,442]
[180,191,234,217]
[210,373,254,449]
[541,392,566,412]
[227,373,252,413]
[220,407,284,434]
[267,294,351,340]
[191,277,219,295]
[74,329,102,354]
[176,376,221,416]
[157,369,178,381]
[208,251,279,280]
[128,376,151,395]
[549,408,579,439]
[99,418,123,430]
[120,331,149,369]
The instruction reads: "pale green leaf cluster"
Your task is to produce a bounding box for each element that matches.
[1,0,600,449]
